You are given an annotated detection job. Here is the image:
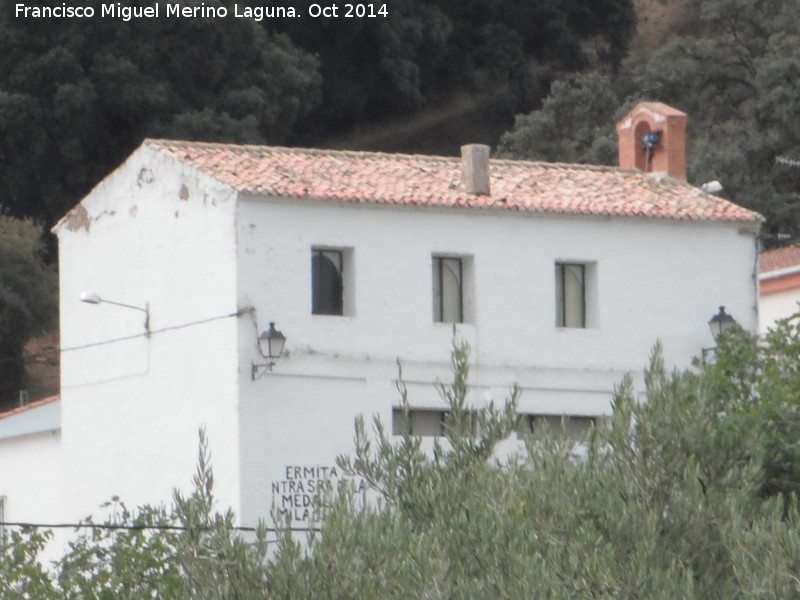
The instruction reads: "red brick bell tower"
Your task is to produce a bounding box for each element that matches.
[616,102,688,180]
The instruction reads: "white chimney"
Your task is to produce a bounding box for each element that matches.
[461,144,491,196]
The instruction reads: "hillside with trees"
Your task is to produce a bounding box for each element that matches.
[1,0,799,406]
[0,0,635,228]
[0,217,56,412]
[501,0,800,242]
[1,0,797,237]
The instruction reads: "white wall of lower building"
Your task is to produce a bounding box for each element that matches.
[759,287,800,334]
[0,429,62,525]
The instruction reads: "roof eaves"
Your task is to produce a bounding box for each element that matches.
[760,264,800,281]
[0,395,60,421]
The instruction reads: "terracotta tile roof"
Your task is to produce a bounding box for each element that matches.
[760,244,800,274]
[144,140,762,223]
[0,395,59,421]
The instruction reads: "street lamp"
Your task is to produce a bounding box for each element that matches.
[708,306,737,342]
[252,322,286,379]
[703,306,737,361]
[80,291,150,335]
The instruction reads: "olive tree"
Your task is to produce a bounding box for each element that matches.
[3,324,800,597]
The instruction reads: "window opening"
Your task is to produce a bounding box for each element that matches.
[392,409,479,437]
[556,263,586,328]
[517,414,597,440]
[392,409,447,437]
[433,257,463,323]
[312,249,344,315]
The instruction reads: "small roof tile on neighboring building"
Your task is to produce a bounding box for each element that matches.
[143,140,762,224]
[760,244,800,274]
[0,395,60,421]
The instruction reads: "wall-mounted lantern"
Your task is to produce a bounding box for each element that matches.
[80,291,150,335]
[703,305,737,361]
[252,322,286,379]
[708,306,737,342]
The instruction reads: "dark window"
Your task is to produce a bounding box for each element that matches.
[555,263,585,328]
[517,414,598,440]
[432,257,463,323]
[312,249,343,315]
[392,409,478,437]
[392,409,446,436]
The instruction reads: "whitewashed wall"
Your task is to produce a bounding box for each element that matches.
[56,147,242,523]
[235,195,759,527]
[0,146,758,546]
[760,286,800,333]
[0,423,64,562]
[0,429,62,524]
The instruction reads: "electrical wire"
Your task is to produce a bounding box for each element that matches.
[0,309,246,367]
[0,521,318,533]
[0,308,318,544]
[0,520,321,545]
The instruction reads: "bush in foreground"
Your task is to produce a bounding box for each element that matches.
[2,318,800,598]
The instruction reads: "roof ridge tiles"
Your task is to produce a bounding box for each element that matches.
[144,138,459,163]
[139,139,762,224]
[144,139,628,171]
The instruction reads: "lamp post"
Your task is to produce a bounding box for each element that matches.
[252,322,286,379]
[703,306,737,361]
[80,291,150,335]
[708,306,737,342]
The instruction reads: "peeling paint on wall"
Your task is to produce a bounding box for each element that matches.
[179,184,190,201]
[64,205,91,232]
[129,205,138,218]
[137,168,155,187]
[93,209,116,222]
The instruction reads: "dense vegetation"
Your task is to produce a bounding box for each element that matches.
[3,321,800,598]
[0,217,56,411]
[1,0,797,234]
[0,0,634,227]
[501,0,800,242]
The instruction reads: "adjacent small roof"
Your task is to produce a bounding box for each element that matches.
[143,140,761,224]
[0,395,60,440]
[760,244,800,275]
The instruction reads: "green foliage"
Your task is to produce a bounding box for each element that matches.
[0,216,57,411]
[3,329,800,597]
[702,310,800,505]
[0,1,321,225]
[0,528,58,600]
[269,0,636,141]
[57,503,184,599]
[499,0,800,241]
[498,72,625,164]
[0,0,639,225]
[0,430,270,599]
[273,335,800,598]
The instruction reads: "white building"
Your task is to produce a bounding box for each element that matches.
[759,244,800,333]
[1,103,761,532]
